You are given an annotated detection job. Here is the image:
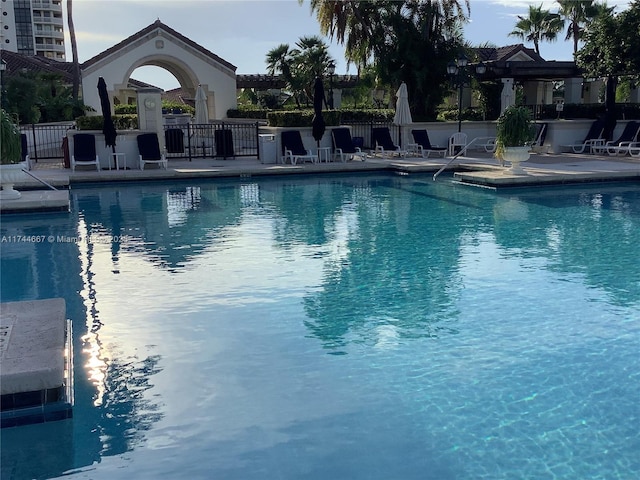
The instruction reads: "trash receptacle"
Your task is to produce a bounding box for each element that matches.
[258,134,277,164]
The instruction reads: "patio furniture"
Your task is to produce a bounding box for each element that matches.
[561,119,606,153]
[137,133,168,170]
[281,130,317,165]
[371,127,405,157]
[605,121,640,155]
[530,123,548,152]
[71,133,100,172]
[165,128,185,154]
[215,129,235,158]
[332,127,365,162]
[20,133,32,170]
[408,129,447,158]
[448,132,467,156]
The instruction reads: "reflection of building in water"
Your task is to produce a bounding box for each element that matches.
[72,183,244,272]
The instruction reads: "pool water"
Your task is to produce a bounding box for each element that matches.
[1,173,639,479]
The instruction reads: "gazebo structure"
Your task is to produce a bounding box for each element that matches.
[80,20,237,122]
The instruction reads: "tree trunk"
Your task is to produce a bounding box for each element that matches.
[603,75,618,141]
[67,0,80,101]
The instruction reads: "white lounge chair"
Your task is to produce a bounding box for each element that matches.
[448,132,467,156]
[71,133,100,172]
[281,130,317,165]
[137,133,168,170]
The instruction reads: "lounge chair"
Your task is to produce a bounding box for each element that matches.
[332,127,365,162]
[448,132,467,156]
[281,130,317,165]
[371,127,405,157]
[137,133,168,170]
[71,133,100,172]
[530,123,548,153]
[562,119,606,153]
[215,129,235,158]
[408,129,447,158]
[21,133,32,170]
[165,128,185,154]
[605,121,640,155]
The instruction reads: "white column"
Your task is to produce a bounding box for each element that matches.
[543,81,554,104]
[563,77,583,104]
[584,79,603,103]
[333,89,342,109]
[136,88,164,150]
[501,78,515,113]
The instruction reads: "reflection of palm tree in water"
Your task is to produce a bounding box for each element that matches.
[302,179,470,353]
[96,353,164,455]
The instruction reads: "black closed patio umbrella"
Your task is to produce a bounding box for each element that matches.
[98,77,117,165]
[311,76,326,149]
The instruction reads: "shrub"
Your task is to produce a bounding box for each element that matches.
[495,105,535,159]
[75,114,138,130]
[1,109,22,164]
[266,110,341,127]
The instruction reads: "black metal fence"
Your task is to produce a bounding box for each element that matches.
[163,122,260,160]
[348,122,401,149]
[20,122,75,163]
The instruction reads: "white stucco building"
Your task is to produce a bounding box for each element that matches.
[1,0,66,60]
[80,20,237,121]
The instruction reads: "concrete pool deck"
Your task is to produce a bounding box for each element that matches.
[2,150,639,213]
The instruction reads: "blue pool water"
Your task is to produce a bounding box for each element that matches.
[1,173,639,479]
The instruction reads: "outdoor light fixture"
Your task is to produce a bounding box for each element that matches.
[447,54,486,132]
[327,61,336,110]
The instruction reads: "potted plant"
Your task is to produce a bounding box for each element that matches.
[494,105,535,175]
[1,108,27,199]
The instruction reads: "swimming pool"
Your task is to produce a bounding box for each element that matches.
[1,173,639,479]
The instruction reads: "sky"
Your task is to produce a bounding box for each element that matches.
[62,0,633,91]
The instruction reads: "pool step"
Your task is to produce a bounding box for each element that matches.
[0,299,73,428]
[0,189,70,214]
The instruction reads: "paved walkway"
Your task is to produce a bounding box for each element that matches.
[3,151,639,213]
[26,150,640,187]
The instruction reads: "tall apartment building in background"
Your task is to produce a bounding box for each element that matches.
[1,0,66,61]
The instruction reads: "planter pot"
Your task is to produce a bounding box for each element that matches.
[502,146,530,175]
[0,161,27,200]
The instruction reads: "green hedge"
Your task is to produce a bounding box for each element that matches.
[339,109,395,122]
[76,114,138,130]
[538,103,640,120]
[261,108,395,126]
[227,108,268,119]
[113,103,195,116]
[114,104,137,115]
[266,109,342,127]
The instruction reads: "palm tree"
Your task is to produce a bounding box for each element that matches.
[509,4,564,56]
[557,0,597,55]
[266,38,335,107]
[304,0,470,119]
[67,0,80,101]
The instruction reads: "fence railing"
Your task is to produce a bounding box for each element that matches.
[19,121,261,164]
[163,122,260,160]
[348,122,401,149]
[20,122,75,163]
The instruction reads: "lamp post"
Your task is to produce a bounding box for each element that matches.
[327,61,336,110]
[447,54,486,132]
